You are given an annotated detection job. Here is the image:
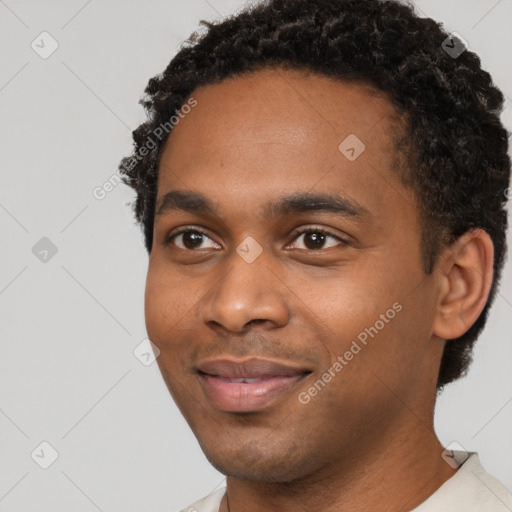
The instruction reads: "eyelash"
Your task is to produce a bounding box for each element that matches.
[163,226,347,251]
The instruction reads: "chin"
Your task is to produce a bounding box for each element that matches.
[197,434,319,483]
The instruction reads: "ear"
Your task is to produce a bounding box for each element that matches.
[433,229,494,340]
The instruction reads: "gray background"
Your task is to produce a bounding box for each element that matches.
[0,0,511,510]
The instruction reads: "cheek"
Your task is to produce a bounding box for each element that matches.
[301,259,428,376]
[144,264,197,350]
[296,265,400,335]
[325,284,437,406]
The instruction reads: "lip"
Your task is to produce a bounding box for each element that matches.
[196,357,312,412]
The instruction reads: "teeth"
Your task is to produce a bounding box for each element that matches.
[229,377,263,383]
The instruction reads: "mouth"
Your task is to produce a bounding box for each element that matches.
[196,357,312,412]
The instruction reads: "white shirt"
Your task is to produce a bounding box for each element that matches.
[179,453,512,511]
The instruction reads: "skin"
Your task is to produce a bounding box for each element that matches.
[144,67,494,512]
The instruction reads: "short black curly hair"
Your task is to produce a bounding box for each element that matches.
[119,0,510,390]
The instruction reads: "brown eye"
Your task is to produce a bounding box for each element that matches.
[181,231,205,249]
[165,229,220,250]
[303,232,327,249]
[290,228,345,251]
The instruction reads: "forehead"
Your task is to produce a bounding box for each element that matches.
[157,66,409,220]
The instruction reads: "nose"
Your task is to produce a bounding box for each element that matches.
[200,247,290,333]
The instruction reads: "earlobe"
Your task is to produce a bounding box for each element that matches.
[432,229,494,341]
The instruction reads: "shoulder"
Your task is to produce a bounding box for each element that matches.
[413,452,512,511]
[178,487,226,512]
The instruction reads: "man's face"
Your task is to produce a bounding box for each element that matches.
[145,68,443,482]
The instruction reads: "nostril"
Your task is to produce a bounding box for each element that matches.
[246,319,266,327]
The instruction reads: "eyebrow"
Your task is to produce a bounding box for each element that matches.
[155,190,369,219]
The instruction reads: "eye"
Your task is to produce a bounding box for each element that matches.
[164,228,221,250]
[288,227,347,251]
[163,226,347,252]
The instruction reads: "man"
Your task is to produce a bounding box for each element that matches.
[119,0,512,510]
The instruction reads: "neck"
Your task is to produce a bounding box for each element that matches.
[220,416,457,512]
